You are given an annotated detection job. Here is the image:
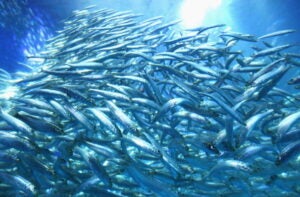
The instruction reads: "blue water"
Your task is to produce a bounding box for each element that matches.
[0,0,299,72]
[1,1,300,196]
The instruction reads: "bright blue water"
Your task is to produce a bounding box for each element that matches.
[0,0,299,71]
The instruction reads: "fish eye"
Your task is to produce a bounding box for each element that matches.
[275,157,282,166]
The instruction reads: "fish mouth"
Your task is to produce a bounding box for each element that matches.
[0,4,299,197]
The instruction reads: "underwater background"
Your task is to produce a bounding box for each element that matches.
[1,0,300,73]
[1,0,300,196]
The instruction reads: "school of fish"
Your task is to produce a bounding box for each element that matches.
[0,6,300,196]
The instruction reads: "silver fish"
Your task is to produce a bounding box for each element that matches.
[0,6,299,196]
[258,29,296,40]
[0,109,32,136]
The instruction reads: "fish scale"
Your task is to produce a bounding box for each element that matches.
[0,6,299,197]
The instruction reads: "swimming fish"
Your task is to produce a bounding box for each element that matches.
[0,6,299,197]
